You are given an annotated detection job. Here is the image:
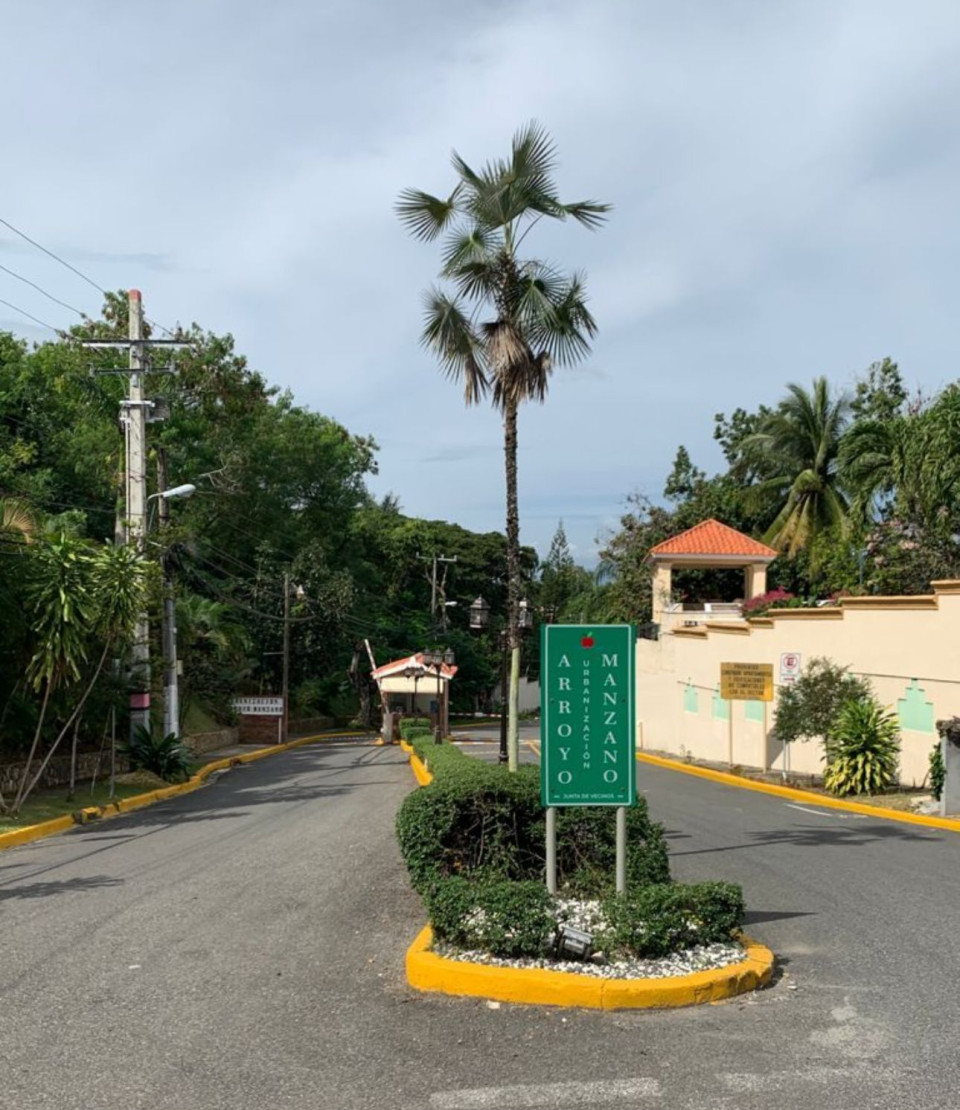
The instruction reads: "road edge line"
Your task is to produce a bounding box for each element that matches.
[635,749,960,833]
[0,730,373,853]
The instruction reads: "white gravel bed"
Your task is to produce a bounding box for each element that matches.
[430,938,745,979]
[431,897,746,980]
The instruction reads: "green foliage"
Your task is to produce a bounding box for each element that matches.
[425,877,554,958]
[929,741,945,802]
[399,717,432,740]
[773,657,872,746]
[742,377,850,558]
[823,699,900,796]
[598,882,745,959]
[395,736,669,896]
[122,727,194,783]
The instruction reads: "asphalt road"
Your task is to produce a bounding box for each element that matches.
[2,734,959,1110]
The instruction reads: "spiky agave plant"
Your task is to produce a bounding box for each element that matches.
[823,699,900,796]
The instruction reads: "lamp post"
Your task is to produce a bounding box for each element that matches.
[422,648,455,744]
[147,482,196,740]
[469,596,532,766]
[282,575,305,743]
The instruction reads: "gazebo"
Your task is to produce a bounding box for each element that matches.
[371,652,458,734]
[648,519,777,630]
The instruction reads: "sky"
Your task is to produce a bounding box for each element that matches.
[2,0,960,565]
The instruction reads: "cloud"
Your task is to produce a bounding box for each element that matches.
[2,0,959,563]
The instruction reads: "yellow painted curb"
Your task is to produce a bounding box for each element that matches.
[406,925,774,1010]
[0,729,374,853]
[635,750,960,833]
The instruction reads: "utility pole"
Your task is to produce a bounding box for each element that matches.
[418,552,458,628]
[157,449,180,740]
[126,291,149,734]
[81,290,188,739]
[282,573,291,744]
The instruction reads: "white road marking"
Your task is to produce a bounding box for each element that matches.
[784,803,846,819]
[429,1077,661,1108]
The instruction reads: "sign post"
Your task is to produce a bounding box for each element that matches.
[719,663,774,768]
[541,625,636,893]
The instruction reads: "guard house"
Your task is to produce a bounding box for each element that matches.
[371,652,458,735]
[648,519,777,632]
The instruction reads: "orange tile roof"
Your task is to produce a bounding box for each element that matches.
[649,519,777,558]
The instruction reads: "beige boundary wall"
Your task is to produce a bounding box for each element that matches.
[636,581,960,787]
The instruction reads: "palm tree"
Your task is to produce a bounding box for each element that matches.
[744,378,850,557]
[397,122,609,769]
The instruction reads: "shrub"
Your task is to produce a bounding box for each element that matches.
[774,657,872,745]
[426,877,555,958]
[395,735,670,897]
[122,726,194,783]
[930,740,945,802]
[400,717,433,740]
[598,881,745,958]
[823,699,900,796]
[742,586,798,617]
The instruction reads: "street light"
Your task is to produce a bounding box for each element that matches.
[468,595,533,765]
[422,648,455,744]
[148,481,196,741]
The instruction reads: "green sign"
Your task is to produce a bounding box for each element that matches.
[540,624,636,807]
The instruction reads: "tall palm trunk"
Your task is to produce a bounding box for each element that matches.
[503,399,522,771]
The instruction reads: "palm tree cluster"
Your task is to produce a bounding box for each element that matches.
[727,369,960,587]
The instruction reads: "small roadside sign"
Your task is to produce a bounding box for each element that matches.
[779,653,802,685]
[720,662,774,702]
[232,696,284,716]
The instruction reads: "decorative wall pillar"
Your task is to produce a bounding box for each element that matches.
[651,561,673,626]
[744,563,768,600]
[938,717,960,816]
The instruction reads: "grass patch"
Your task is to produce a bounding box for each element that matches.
[0,781,151,834]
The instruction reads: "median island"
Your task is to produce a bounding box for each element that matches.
[396,728,773,1008]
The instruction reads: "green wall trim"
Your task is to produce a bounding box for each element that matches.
[712,687,730,721]
[898,679,935,733]
[683,683,699,714]
[745,700,765,723]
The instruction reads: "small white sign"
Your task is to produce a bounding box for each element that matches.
[233,696,284,716]
[779,653,802,685]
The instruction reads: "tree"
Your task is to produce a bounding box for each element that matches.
[3,537,147,815]
[397,122,609,768]
[743,378,850,557]
[663,447,705,503]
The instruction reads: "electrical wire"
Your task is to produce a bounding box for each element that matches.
[0,215,179,339]
[0,262,90,319]
[0,296,63,335]
[0,216,107,295]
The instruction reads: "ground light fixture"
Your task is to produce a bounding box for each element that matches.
[555,924,594,961]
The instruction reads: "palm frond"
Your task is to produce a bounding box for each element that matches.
[561,200,612,230]
[441,225,498,274]
[421,291,489,404]
[395,186,462,242]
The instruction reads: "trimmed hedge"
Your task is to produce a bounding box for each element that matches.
[597,881,745,958]
[399,717,433,740]
[426,878,554,958]
[396,736,670,896]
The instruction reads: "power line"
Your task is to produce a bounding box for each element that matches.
[0,262,90,319]
[1,216,179,339]
[0,216,107,296]
[0,296,62,335]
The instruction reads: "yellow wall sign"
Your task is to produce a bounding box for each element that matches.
[720,662,774,702]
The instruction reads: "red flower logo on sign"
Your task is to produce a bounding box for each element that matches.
[581,635,595,648]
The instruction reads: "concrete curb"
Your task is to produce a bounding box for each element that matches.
[397,741,773,1009]
[406,925,774,1010]
[635,750,960,833]
[0,730,373,854]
